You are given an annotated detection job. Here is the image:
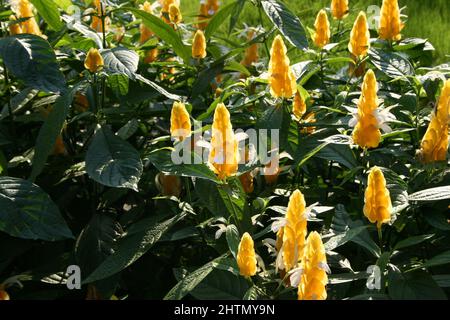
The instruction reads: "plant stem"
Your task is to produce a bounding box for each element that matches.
[258,5,270,58]
[377,226,383,251]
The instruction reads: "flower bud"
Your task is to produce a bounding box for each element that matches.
[237,232,257,277]
[84,48,104,73]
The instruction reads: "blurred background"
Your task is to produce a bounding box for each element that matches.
[179,0,449,63]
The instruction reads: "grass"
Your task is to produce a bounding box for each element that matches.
[179,0,449,64]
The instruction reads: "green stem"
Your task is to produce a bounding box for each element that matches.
[100,2,107,49]
[258,5,270,58]
[377,226,383,251]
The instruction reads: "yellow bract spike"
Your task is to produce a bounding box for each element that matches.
[268,35,297,99]
[8,15,22,35]
[192,29,207,59]
[348,11,370,59]
[139,1,154,44]
[282,189,308,272]
[331,0,349,20]
[169,4,182,24]
[364,167,392,229]
[170,102,191,141]
[237,232,257,277]
[352,70,381,149]
[293,91,307,120]
[298,231,328,300]
[379,0,404,41]
[313,9,330,48]
[15,0,42,36]
[84,48,104,73]
[241,30,259,67]
[419,80,450,163]
[208,103,239,180]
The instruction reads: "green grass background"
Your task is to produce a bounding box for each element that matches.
[179,0,449,63]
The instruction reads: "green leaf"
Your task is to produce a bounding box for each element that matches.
[394,234,434,251]
[388,270,446,300]
[102,47,139,80]
[424,212,450,231]
[229,0,246,35]
[317,144,357,169]
[30,0,63,30]
[369,48,414,78]
[83,212,185,283]
[433,275,450,288]
[135,74,183,101]
[86,125,143,191]
[408,186,450,202]
[116,119,139,140]
[205,1,238,39]
[30,85,79,181]
[324,225,369,251]
[423,250,450,268]
[189,269,248,300]
[164,254,228,300]
[0,35,66,93]
[261,0,308,50]
[226,224,240,259]
[75,214,122,277]
[243,285,261,300]
[147,148,219,183]
[107,74,129,97]
[125,7,190,63]
[381,167,409,214]
[0,176,73,241]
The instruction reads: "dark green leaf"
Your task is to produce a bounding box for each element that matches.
[190,269,248,299]
[0,176,73,241]
[369,48,414,78]
[0,35,66,93]
[30,85,79,181]
[394,234,434,250]
[164,254,228,300]
[226,224,239,259]
[388,270,446,300]
[86,125,143,191]
[261,0,308,50]
[205,1,238,39]
[83,212,185,283]
[408,186,450,202]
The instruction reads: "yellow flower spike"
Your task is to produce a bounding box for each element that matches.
[364,166,392,229]
[160,0,179,23]
[0,289,10,300]
[331,0,349,20]
[8,15,22,35]
[419,80,450,163]
[84,48,104,73]
[156,173,182,197]
[239,148,254,194]
[268,35,297,99]
[241,30,259,67]
[169,3,182,25]
[206,0,220,15]
[352,69,382,149]
[91,0,110,33]
[379,0,404,41]
[348,11,370,59]
[170,102,191,141]
[293,91,307,120]
[139,1,155,44]
[192,29,207,59]
[197,3,209,30]
[144,48,159,64]
[301,112,316,134]
[313,9,330,48]
[298,231,328,300]
[15,0,42,36]
[263,154,280,185]
[282,189,308,272]
[236,232,257,277]
[208,103,239,180]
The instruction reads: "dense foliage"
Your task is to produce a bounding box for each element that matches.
[0,0,449,300]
